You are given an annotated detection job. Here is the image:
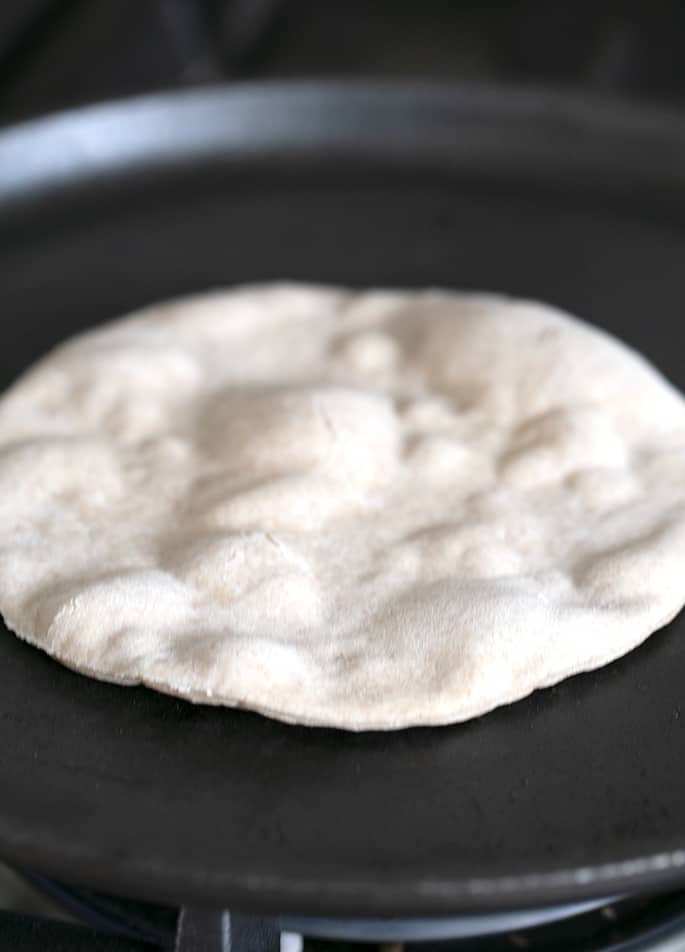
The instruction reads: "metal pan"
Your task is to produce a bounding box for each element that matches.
[0,82,685,918]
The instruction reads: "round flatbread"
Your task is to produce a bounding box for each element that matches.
[1,284,684,729]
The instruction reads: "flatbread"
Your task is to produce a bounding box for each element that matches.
[0,284,684,730]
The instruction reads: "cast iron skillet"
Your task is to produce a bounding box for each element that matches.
[0,82,684,918]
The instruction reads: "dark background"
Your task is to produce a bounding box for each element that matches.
[1,0,685,126]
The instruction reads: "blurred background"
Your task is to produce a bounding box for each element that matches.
[1,0,685,125]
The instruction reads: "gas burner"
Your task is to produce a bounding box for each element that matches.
[1,872,685,950]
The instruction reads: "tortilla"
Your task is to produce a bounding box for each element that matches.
[0,284,684,729]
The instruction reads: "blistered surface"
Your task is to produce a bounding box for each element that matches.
[0,285,684,729]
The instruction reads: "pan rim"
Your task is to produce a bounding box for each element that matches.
[2,79,685,213]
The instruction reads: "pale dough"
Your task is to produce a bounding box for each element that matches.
[0,284,684,730]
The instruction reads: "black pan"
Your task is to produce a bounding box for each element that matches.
[1,82,685,918]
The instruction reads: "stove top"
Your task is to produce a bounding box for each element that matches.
[3,867,685,950]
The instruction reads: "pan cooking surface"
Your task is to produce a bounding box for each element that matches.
[0,83,684,915]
